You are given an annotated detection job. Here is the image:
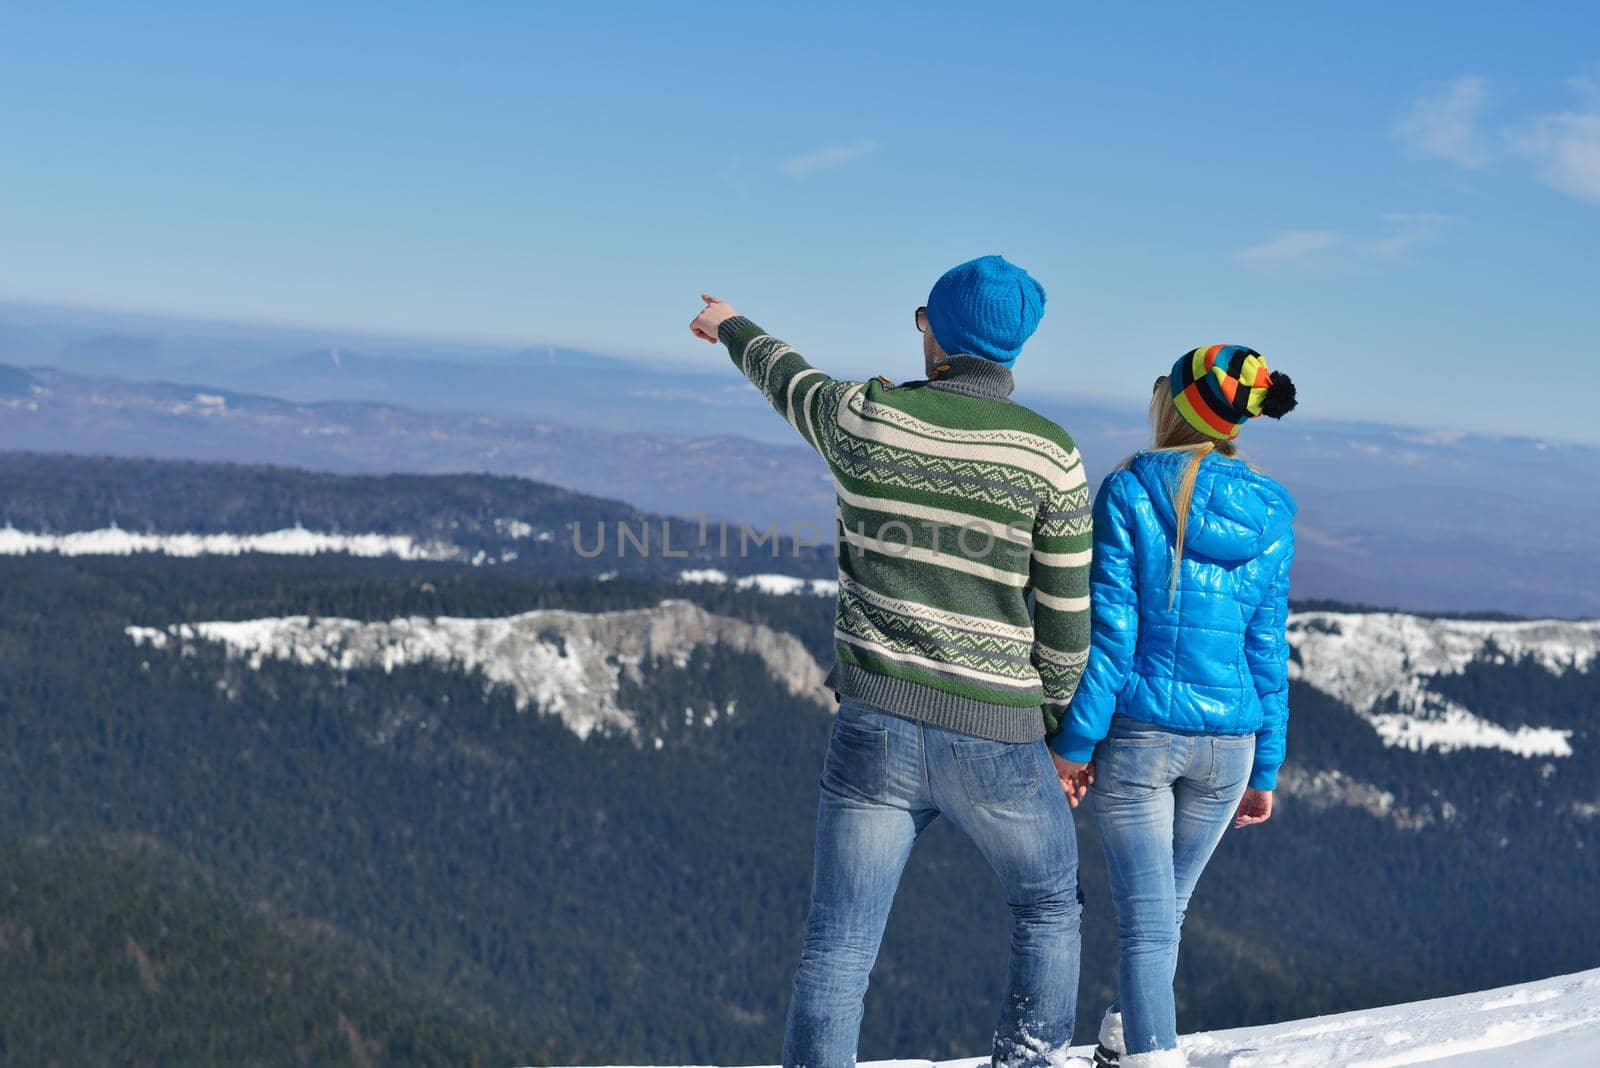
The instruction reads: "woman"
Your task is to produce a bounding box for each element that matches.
[1048,345,1298,1068]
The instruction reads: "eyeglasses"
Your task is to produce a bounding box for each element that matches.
[915,306,928,333]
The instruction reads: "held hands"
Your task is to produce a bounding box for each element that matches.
[1234,788,1274,829]
[1050,753,1095,809]
[690,293,739,343]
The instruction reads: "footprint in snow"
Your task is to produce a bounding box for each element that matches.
[1478,987,1561,1011]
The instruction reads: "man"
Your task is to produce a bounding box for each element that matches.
[690,256,1093,1068]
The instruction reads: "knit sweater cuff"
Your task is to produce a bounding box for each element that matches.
[718,315,763,354]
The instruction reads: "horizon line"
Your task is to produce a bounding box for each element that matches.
[4,291,1597,452]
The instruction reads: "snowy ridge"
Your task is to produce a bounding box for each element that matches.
[1286,611,1599,759]
[679,569,839,596]
[124,595,1600,756]
[127,600,829,741]
[0,522,554,563]
[1272,766,1437,831]
[556,967,1600,1067]
[670,588,1596,762]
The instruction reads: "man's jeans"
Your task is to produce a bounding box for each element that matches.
[1091,716,1254,1057]
[782,696,1081,1068]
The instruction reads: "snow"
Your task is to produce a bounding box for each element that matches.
[494,517,554,541]
[126,599,828,740]
[165,392,228,415]
[738,574,839,596]
[1272,766,1436,831]
[661,594,1594,761]
[678,568,730,584]
[679,569,839,596]
[1286,611,1599,759]
[549,967,1600,1067]
[0,525,464,561]
[125,625,170,650]
[0,522,554,560]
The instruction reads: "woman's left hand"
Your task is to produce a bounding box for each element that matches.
[1234,788,1273,828]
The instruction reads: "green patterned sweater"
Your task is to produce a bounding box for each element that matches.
[719,316,1091,743]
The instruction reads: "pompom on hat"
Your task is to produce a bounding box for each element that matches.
[1170,344,1297,440]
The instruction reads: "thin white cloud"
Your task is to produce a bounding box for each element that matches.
[781,138,878,178]
[1236,229,1344,267]
[1395,77,1491,168]
[1395,73,1600,207]
[1366,212,1459,258]
[1237,215,1458,270]
[1510,78,1600,205]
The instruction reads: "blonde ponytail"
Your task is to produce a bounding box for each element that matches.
[1168,442,1217,607]
[1133,375,1241,608]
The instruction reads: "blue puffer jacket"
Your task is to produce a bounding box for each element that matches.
[1049,449,1296,790]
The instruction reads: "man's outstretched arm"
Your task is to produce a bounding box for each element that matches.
[690,294,846,455]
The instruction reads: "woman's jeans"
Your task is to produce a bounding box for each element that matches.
[1091,716,1254,1056]
[783,697,1082,1068]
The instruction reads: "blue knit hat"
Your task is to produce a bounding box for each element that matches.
[924,255,1046,367]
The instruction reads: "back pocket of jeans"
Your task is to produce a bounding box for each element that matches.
[1098,735,1172,791]
[954,740,1044,811]
[822,717,889,803]
[1209,734,1255,790]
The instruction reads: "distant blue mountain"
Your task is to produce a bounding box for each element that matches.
[0,298,514,373]
[0,364,31,395]
[0,299,780,439]
[215,345,776,438]
[3,299,1597,618]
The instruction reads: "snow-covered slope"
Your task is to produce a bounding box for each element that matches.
[128,599,829,740]
[1287,611,1598,758]
[555,966,1600,1067]
[679,568,838,596]
[126,603,1598,763]
[0,523,550,563]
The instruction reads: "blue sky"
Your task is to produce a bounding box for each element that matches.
[2,3,1598,441]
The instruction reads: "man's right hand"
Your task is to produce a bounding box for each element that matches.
[1051,753,1095,808]
[690,293,738,343]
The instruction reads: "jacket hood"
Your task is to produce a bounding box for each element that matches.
[1128,450,1296,563]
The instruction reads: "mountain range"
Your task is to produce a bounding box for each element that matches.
[7,296,1600,616]
[1,453,1596,1063]
[4,351,1598,618]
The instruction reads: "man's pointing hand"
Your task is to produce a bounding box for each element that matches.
[690,293,739,343]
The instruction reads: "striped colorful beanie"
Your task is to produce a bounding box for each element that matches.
[1170,344,1298,440]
